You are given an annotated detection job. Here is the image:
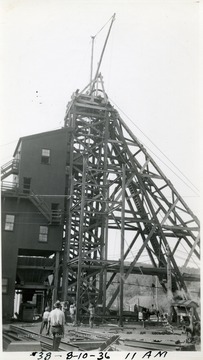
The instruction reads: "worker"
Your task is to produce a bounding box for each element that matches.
[40,307,50,334]
[133,304,139,321]
[186,317,200,344]
[142,307,147,321]
[69,303,76,326]
[46,300,65,351]
[62,301,69,324]
[88,303,95,328]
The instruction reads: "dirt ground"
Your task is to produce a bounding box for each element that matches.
[9,320,193,351]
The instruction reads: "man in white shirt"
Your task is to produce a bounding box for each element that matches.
[47,300,65,351]
[69,304,76,325]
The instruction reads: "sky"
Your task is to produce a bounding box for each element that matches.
[0,0,201,222]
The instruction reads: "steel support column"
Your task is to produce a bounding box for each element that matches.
[119,164,126,327]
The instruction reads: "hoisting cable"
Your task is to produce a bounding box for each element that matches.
[92,13,115,39]
[109,97,200,196]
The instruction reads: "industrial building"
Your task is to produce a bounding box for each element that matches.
[2,128,69,320]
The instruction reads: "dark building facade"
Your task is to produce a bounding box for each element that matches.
[1,128,70,321]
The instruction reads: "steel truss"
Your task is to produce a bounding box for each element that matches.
[61,75,200,321]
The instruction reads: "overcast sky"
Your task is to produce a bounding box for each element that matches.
[0,0,201,218]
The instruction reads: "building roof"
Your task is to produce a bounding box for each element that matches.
[172,299,198,308]
[13,127,69,157]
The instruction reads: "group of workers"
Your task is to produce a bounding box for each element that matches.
[40,300,95,351]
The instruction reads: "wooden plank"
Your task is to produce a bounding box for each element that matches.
[124,340,179,351]
[7,341,41,352]
[98,335,120,351]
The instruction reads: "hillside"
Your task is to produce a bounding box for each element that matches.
[106,265,200,312]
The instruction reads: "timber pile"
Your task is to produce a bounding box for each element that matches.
[68,329,120,350]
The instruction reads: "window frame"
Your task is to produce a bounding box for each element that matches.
[4,214,15,231]
[39,225,48,242]
[2,278,9,294]
[23,177,31,194]
[41,148,51,165]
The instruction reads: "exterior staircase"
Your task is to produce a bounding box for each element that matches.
[1,159,19,180]
[1,180,61,225]
[29,190,52,223]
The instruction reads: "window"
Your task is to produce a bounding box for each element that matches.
[51,203,61,224]
[5,215,15,231]
[2,278,8,294]
[39,226,48,242]
[41,149,50,164]
[23,177,31,194]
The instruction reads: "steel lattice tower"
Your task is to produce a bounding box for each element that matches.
[60,74,200,322]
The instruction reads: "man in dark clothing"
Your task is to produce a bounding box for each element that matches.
[40,307,50,334]
[133,304,139,322]
[88,303,95,328]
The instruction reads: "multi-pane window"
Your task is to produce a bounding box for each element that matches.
[41,149,50,164]
[2,278,8,294]
[23,177,31,194]
[5,215,15,231]
[51,203,61,224]
[39,226,48,242]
